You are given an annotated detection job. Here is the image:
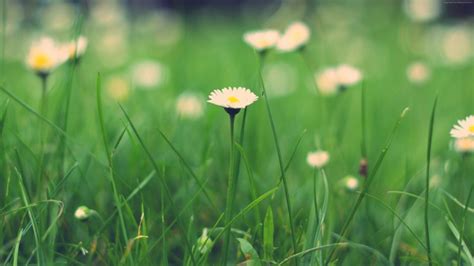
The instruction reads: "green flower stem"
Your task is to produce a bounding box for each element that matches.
[36,74,48,200]
[223,111,236,264]
[258,53,298,263]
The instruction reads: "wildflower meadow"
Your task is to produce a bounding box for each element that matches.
[0,0,473,265]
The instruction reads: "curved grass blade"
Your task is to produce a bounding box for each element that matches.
[325,107,409,264]
[364,193,427,251]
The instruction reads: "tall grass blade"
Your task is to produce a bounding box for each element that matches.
[424,96,438,266]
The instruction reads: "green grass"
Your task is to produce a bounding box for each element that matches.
[0,1,473,265]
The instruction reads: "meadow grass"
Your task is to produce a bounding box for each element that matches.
[0,2,473,265]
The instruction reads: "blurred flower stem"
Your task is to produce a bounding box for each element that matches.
[36,73,48,200]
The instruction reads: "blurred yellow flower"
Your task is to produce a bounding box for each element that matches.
[450,115,474,139]
[243,29,280,51]
[276,21,310,52]
[307,150,330,168]
[106,76,130,102]
[208,87,258,110]
[26,37,67,75]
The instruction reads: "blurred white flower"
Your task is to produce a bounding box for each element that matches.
[263,62,297,98]
[131,60,167,89]
[343,176,359,191]
[243,29,280,51]
[315,68,339,96]
[403,0,440,22]
[26,37,67,75]
[336,64,362,87]
[315,64,362,95]
[63,36,88,61]
[208,87,258,110]
[450,115,474,139]
[106,75,130,102]
[454,137,474,153]
[74,206,92,220]
[276,22,310,52]
[307,150,330,168]
[406,62,430,84]
[442,26,472,65]
[176,93,204,119]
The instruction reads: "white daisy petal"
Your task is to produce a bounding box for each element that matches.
[306,150,330,168]
[450,115,474,139]
[243,29,280,51]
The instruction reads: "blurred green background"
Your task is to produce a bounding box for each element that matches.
[0,0,473,265]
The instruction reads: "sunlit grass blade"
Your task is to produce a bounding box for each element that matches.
[457,186,473,265]
[263,207,274,261]
[13,227,23,266]
[14,165,44,265]
[119,103,197,266]
[424,95,438,266]
[325,107,409,264]
[446,217,474,266]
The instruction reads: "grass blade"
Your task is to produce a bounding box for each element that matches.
[424,95,438,266]
[119,103,197,266]
[325,107,409,264]
[263,207,274,261]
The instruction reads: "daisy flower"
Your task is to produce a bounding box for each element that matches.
[276,21,310,52]
[450,115,474,138]
[208,87,258,115]
[307,150,330,168]
[26,37,67,76]
[454,137,474,153]
[63,35,88,61]
[243,29,280,51]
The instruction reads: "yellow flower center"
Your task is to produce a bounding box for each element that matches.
[469,125,474,133]
[227,96,240,103]
[33,53,53,70]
